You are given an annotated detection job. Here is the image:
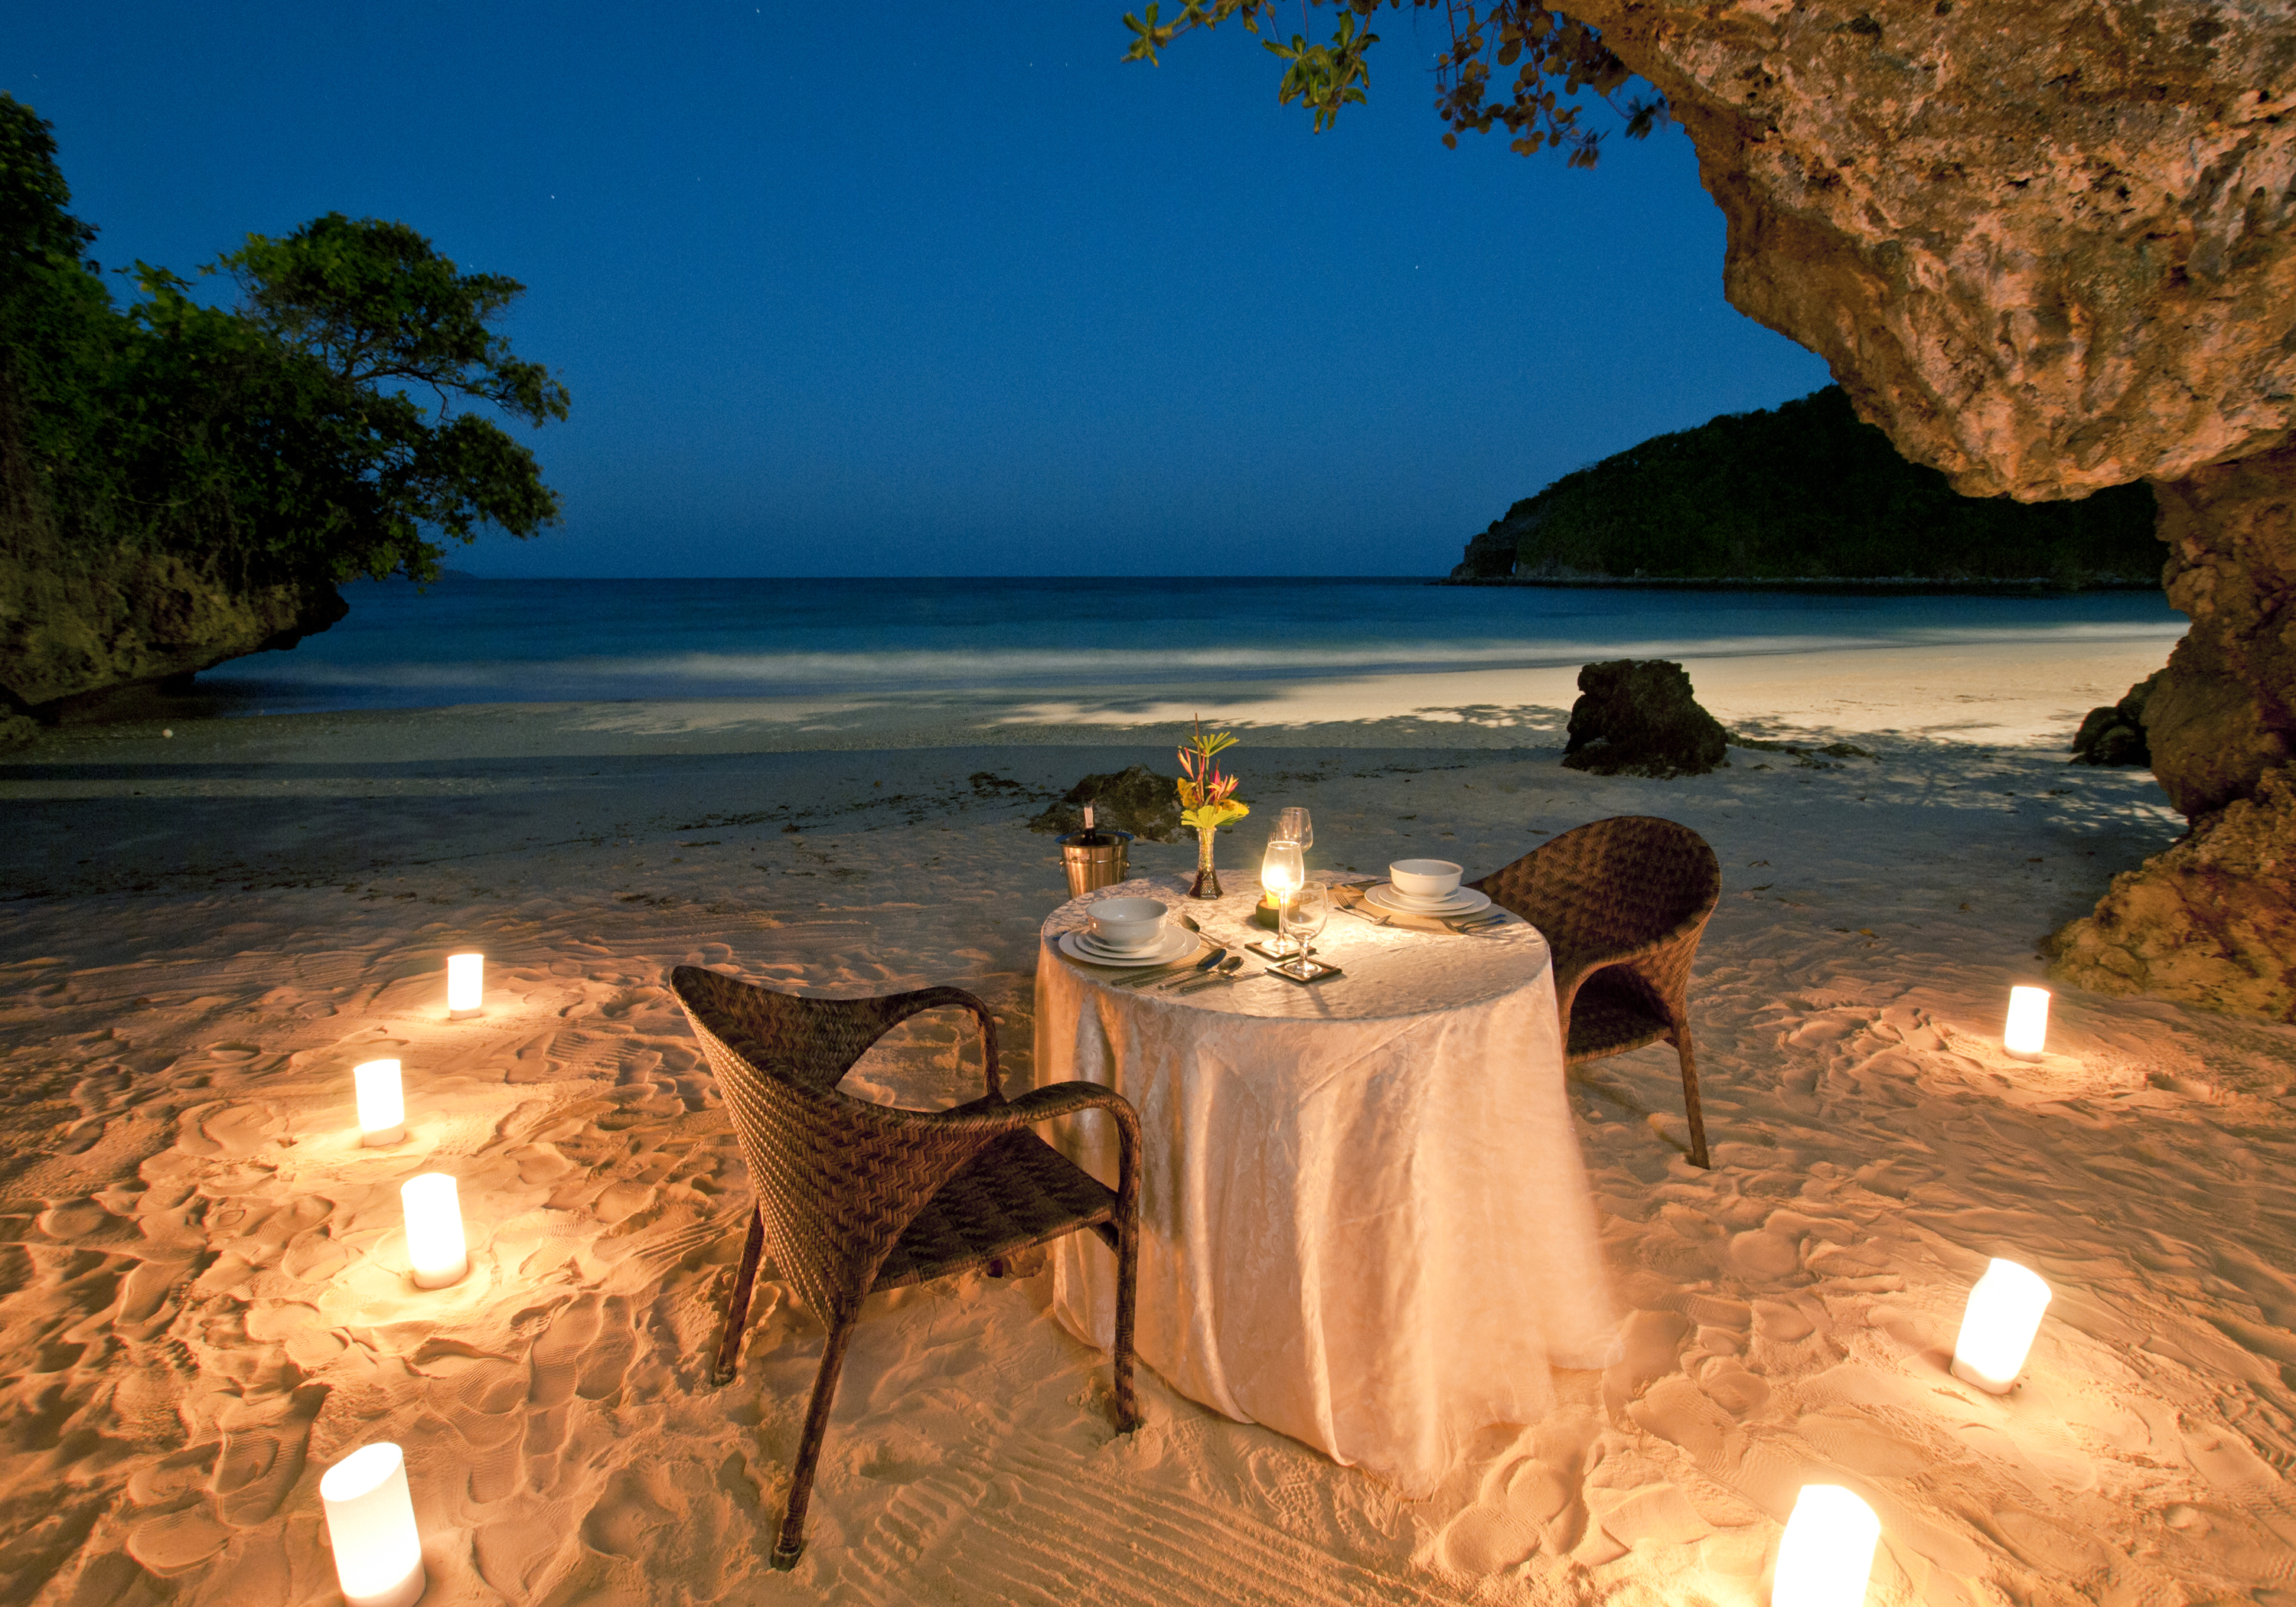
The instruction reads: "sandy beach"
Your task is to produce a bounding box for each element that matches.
[5,637,2294,1606]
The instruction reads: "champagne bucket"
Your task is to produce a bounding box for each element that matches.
[1058,830,1133,899]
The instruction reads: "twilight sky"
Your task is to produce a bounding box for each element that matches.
[8,2,1831,577]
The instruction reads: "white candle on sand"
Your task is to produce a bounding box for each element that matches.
[401,1174,468,1289]
[354,1058,406,1146]
[1952,1257,2051,1393]
[446,952,484,1019]
[320,1442,427,1607]
[2003,985,2050,1060]
[1774,1484,1880,1607]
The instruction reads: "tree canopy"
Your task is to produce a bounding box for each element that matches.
[0,93,566,587]
[1122,1,1665,165]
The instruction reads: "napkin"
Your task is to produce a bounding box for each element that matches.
[1330,884,1510,934]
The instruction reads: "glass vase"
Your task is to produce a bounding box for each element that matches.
[1189,825,1222,899]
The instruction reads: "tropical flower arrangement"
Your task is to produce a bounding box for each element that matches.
[1177,719,1248,897]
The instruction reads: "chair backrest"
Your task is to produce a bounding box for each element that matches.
[670,966,996,1323]
[1472,816,1720,960]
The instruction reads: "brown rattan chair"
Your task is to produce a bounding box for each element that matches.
[669,964,1141,1569]
[1468,817,1721,1169]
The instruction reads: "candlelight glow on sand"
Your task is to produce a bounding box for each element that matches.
[0,649,2291,1605]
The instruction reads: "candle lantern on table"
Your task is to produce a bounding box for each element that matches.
[1255,807,1313,928]
[1261,839,1304,957]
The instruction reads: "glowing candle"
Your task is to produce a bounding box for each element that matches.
[446,953,484,1019]
[319,1442,427,1607]
[2004,985,2050,1061]
[1951,1257,2051,1393]
[1774,1485,1880,1607]
[354,1058,406,1147]
[401,1174,468,1289]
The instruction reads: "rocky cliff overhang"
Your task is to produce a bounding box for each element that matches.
[0,524,344,729]
[1571,0,2296,499]
[1557,2,2296,1018]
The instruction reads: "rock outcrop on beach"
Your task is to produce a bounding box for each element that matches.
[1028,764,1183,842]
[0,518,345,732]
[2046,768,2296,1019]
[1563,659,1729,778]
[1551,0,2296,1017]
[2070,673,2160,768]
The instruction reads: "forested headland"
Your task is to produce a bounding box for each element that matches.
[0,94,564,733]
[1452,386,2162,586]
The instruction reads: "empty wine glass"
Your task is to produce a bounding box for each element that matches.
[1275,807,1313,849]
[1282,880,1329,976]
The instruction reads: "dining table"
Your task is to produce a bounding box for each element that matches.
[1032,872,1620,1496]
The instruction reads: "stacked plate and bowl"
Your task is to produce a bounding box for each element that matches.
[1058,897,1198,967]
[1362,859,1492,920]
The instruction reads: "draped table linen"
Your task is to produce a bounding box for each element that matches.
[1033,875,1619,1495]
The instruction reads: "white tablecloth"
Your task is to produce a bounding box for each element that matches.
[1033,875,1619,1495]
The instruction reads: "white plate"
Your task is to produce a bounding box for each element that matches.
[1366,883,1492,918]
[1058,925,1199,967]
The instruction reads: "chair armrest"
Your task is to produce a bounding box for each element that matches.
[938,1081,1141,1217]
[871,984,1005,1101]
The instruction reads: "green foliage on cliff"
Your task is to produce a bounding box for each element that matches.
[0,94,566,586]
[1454,388,2161,583]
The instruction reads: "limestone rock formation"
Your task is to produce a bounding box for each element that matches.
[1567,0,2296,501]
[2046,768,2296,1019]
[2070,672,2161,768]
[1029,764,1183,843]
[1563,659,1729,778]
[2139,441,2296,814]
[0,519,344,734]
[1551,1,2296,1016]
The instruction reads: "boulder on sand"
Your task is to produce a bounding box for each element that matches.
[1028,764,1182,843]
[1562,660,1729,779]
[2070,672,2161,768]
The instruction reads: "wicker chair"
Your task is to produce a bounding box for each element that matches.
[669,964,1141,1569]
[1468,817,1721,1169]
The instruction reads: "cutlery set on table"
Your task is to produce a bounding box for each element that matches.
[1058,849,1516,999]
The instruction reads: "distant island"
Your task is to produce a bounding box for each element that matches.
[1450,387,2161,588]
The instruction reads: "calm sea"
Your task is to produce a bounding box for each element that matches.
[191,575,2186,715]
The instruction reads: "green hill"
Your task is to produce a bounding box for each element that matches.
[1453,387,2161,585]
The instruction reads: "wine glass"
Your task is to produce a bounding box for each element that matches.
[1281,880,1329,976]
[1261,839,1305,955]
[1275,807,1313,849]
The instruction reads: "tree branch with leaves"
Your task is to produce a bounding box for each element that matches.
[1122,0,1665,166]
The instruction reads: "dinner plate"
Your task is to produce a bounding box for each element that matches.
[1058,925,1199,967]
[1365,883,1492,918]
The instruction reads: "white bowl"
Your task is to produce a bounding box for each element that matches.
[1088,896,1168,952]
[1389,859,1463,901]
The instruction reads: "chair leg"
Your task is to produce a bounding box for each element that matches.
[773,1312,857,1571]
[714,1208,766,1387]
[1110,1217,1140,1433]
[1674,1028,1711,1170]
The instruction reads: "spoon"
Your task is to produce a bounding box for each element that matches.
[1173,956,1247,993]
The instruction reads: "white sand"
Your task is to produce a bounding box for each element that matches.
[5,640,2295,1606]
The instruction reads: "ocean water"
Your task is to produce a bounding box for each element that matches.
[191,575,2187,715]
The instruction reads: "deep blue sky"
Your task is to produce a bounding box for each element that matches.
[8,2,1831,576]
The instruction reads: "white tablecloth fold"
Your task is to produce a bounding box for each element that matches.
[1035,877,1619,1496]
